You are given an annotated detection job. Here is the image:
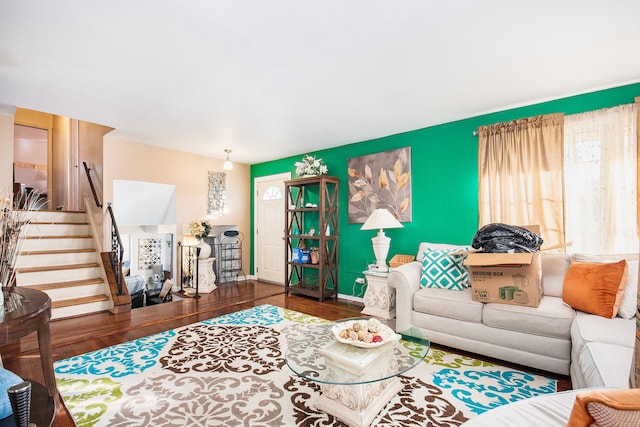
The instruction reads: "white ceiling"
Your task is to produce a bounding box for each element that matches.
[1,1,639,165]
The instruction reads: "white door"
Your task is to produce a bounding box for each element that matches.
[255,173,289,284]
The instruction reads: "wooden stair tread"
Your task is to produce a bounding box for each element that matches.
[29,221,89,225]
[19,209,85,213]
[17,263,100,273]
[20,248,96,256]
[25,235,92,239]
[28,278,105,291]
[51,294,110,309]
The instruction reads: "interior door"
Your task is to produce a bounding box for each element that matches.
[255,174,289,284]
[13,124,50,208]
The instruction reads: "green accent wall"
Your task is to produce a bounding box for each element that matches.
[250,83,640,298]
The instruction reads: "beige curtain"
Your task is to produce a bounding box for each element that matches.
[564,104,637,254]
[632,96,640,389]
[478,113,565,250]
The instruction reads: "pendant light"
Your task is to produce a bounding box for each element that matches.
[223,149,233,171]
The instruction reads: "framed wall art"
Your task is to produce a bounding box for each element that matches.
[347,147,411,223]
[208,171,227,216]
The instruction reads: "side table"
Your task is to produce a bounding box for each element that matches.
[361,270,395,319]
[0,287,58,407]
[198,258,217,293]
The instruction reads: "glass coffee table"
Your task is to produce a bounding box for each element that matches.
[285,318,430,427]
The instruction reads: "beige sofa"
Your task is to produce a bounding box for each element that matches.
[388,242,636,389]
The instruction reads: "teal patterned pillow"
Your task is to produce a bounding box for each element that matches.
[420,248,470,290]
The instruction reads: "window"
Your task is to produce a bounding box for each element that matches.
[262,186,283,200]
[564,104,638,254]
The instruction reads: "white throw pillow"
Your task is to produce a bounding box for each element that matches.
[572,253,638,320]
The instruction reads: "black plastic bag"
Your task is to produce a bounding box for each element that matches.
[471,223,543,253]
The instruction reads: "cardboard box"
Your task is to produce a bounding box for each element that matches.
[464,252,543,307]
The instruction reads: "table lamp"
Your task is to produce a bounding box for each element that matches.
[361,208,403,272]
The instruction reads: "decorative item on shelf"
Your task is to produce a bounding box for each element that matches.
[308,227,316,236]
[361,208,403,273]
[310,247,319,264]
[294,154,328,178]
[292,239,310,264]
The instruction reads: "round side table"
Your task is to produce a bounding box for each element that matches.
[0,288,58,403]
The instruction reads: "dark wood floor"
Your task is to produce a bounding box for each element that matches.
[0,280,571,426]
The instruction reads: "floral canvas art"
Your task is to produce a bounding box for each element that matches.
[347,147,411,223]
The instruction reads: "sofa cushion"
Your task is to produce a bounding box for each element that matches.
[541,253,572,297]
[413,287,483,323]
[577,342,634,388]
[483,295,575,339]
[562,260,628,319]
[420,248,469,290]
[462,389,580,427]
[573,253,639,320]
[571,311,635,358]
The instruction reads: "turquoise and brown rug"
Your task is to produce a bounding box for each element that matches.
[54,304,556,426]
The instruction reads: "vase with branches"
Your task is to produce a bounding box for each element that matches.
[0,190,46,293]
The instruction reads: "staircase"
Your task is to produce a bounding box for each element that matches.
[14,210,113,320]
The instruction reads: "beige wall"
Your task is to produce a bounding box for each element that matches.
[103,138,251,276]
[51,115,70,209]
[0,106,16,189]
[79,121,113,206]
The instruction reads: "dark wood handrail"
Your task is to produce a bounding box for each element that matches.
[82,161,125,296]
[107,203,125,296]
[82,161,102,208]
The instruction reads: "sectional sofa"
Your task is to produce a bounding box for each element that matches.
[388,242,637,389]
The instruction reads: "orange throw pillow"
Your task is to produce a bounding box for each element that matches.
[562,260,628,318]
[567,388,640,427]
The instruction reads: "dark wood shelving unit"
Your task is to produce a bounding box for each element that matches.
[284,175,339,302]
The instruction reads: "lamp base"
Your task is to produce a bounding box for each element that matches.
[370,230,391,273]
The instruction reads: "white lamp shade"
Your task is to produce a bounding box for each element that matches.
[360,209,403,230]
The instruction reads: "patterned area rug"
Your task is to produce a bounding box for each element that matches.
[54,305,556,426]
